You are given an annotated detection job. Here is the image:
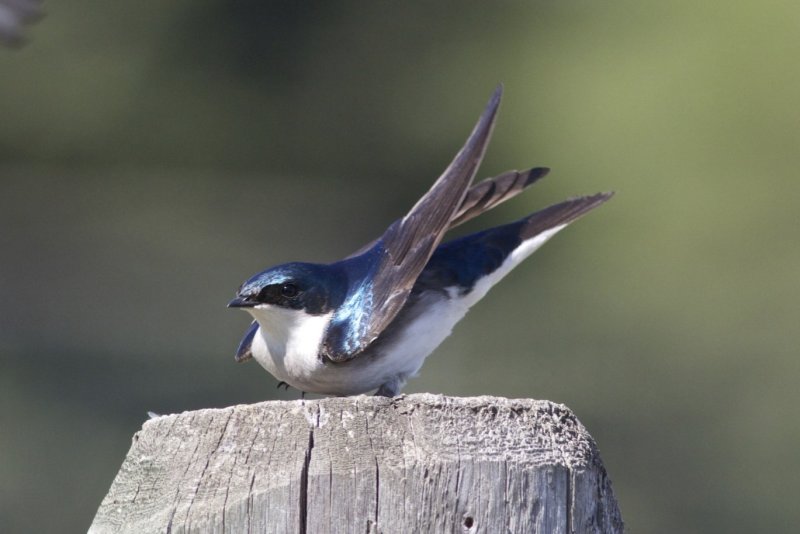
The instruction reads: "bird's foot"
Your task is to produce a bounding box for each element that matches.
[276,381,291,390]
[374,376,405,397]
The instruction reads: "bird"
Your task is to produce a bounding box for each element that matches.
[228,85,612,397]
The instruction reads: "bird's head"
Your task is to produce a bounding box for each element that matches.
[228,262,346,317]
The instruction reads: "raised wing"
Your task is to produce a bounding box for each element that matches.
[321,86,503,362]
[449,166,549,228]
[345,166,550,259]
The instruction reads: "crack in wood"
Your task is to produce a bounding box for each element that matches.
[299,412,316,534]
[363,405,381,530]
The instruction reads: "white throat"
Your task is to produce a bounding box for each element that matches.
[244,305,333,386]
[248,305,331,359]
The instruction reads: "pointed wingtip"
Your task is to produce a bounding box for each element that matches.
[493,82,504,99]
[525,166,551,185]
[491,83,504,104]
[412,85,505,210]
[593,191,616,203]
[569,191,615,211]
[454,85,504,174]
[467,85,504,150]
[484,84,503,124]
[519,190,614,240]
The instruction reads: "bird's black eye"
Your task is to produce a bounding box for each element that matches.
[280,283,299,298]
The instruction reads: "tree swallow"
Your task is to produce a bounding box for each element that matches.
[229,86,612,397]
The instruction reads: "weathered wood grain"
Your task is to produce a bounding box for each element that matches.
[90,394,623,534]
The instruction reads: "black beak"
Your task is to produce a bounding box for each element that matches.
[228,296,255,308]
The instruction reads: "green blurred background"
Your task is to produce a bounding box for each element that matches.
[2,1,799,532]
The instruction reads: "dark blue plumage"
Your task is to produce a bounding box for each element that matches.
[417,225,522,296]
[416,193,612,297]
[228,86,612,396]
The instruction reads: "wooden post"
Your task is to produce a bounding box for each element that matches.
[90,394,623,533]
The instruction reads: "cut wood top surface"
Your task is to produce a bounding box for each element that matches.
[90,395,623,534]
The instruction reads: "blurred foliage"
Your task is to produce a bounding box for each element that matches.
[1,1,799,532]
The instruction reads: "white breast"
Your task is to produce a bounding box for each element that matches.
[245,224,569,395]
[246,305,333,387]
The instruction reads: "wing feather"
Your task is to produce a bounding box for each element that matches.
[449,167,549,228]
[322,86,503,361]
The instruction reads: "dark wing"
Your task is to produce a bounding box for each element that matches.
[449,166,549,228]
[234,321,258,362]
[0,0,43,47]
[517,192,614,240]
[321,85,503,362]
[346,166,550,259]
